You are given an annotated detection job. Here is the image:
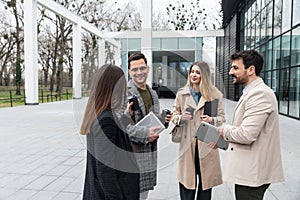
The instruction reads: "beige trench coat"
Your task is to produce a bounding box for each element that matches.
[223,78,284,186]
[172,86,225,190]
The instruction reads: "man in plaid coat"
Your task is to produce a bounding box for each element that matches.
[126,53,164,199]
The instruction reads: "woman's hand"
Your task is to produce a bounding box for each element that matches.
[200,115,212,123]
[181,111,193,121]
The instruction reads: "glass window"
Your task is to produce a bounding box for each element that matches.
[245,24,251,49]
[121,51,128,78]
[152,38,161,50]
[161,38,178,50]
[257,0,261,11]
[255,16,260,45]
[273,0,282,37]
[282,0,292,33]
[179,38,195,50]
[261,0,266,9]
[250,20,256,48]
[195,37,203,50]
[265,71,272,87]
[272,70,280,97]
[260,8,267,43]
[279,68,289,114]
[266,42,273,71]
[281,32,291,68]
[128,38,141,51]
[289,67,300,118]
[251,1,257,19]
[273,37,281,69]
[293,0,300,26]
[260,44,266,66]
[291,26,300,66]
[266,2,273,38]
[121,39,127,51]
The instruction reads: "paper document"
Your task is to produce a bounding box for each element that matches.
[194,122,229,150]
[135,112,165,134]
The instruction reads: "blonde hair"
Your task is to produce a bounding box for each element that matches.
[186,61,222,100]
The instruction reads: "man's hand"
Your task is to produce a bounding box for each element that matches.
[164,113,172,124]
[207,142,217,149]
[147,126,161,142]
[217,125,225,138]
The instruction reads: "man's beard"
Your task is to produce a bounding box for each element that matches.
[231,74,248,85]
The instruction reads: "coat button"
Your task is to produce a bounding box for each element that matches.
[231,147,234,151]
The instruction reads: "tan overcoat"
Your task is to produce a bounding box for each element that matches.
[223,78,284,186]
[172,86,225,190]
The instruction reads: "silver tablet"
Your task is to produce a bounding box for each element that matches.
[194,122,229,150]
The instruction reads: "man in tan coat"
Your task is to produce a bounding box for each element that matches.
[219,50,284,200]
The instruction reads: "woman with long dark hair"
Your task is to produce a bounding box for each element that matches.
[81,64,139,200]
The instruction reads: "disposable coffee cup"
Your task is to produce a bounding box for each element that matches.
[185,107,195,119]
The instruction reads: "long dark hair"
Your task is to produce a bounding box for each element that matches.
[80,64,126,134]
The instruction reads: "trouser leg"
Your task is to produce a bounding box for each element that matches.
[235,184,270,200]
[195,141,211,200]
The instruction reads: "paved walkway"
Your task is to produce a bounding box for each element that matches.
[0,98,299,200]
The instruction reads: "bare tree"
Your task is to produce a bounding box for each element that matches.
[0,11,16,86]
[1,0,24,94]
[166,0,222,30]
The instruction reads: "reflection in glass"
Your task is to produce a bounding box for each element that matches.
[289,67,300,118]
[273,37,281,70]
[281,32,291,68]
[272,70,280,100]
[282,0,292,33]
[260,8,267,43]
[266,42,273,71]
[273,0,282,37]
[265,71,272,87]
[291,26,300,66]
[293,0,300,27]
[266,2,273,38]
[279,68,289,115]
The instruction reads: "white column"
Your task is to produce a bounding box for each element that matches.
[24,0,38,105]
[73,24,82,99]
[98,38,106,66]
[114,46,121,66]
[141,0,153,86]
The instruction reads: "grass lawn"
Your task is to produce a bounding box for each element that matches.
[0,86,74,108]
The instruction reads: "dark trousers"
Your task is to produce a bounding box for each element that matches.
[235,184,270,200]
[179,142,212,200]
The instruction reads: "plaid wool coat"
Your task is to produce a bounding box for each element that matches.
[126,80,161,193]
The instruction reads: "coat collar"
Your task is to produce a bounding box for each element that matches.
[180,86,207,111]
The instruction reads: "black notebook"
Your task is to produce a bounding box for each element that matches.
[203,99,218,117]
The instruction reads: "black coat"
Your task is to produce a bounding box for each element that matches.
[83,110,139,200]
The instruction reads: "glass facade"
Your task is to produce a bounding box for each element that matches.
[238,0,300,119]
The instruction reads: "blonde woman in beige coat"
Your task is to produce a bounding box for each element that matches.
[171,62,225,200]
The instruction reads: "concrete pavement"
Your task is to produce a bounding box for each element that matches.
[0,98,299,199]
